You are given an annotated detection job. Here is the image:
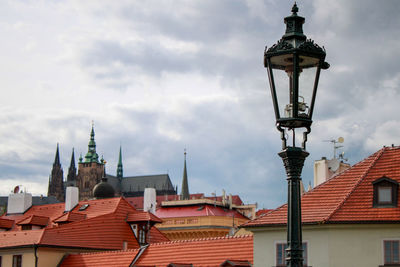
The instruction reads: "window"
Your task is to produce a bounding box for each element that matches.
[276,243,307,266]
[21,225,32,230]
[384,240,400,265]
[12,255,22,267]
[373,177,399,207]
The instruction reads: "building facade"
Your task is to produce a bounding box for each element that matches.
[243,146,400,267]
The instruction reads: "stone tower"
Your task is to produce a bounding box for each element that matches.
[76,125,104,200]
[48,143,65,202]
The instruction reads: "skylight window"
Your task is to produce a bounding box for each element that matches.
[79,204,90,211]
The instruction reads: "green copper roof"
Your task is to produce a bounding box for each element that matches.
[84,124,100,163]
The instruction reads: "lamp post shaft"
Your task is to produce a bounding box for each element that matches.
[278,147,309,267]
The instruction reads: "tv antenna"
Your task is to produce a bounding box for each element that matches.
[323,137,344,159]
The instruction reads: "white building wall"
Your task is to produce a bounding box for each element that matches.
[252,224,400,267]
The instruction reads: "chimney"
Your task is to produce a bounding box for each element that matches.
[7,192,32,214]
[143,188,156,214]
[65,187,79,212]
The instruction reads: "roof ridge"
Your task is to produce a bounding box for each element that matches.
[78,248,140,256]
[148,234,252,246]
[37,228,46,244]
[306,149,382,194]
[324,147,387,222]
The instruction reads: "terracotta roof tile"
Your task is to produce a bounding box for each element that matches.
[17,215,49,226]
[53,212,87,223]
[40,213,140,250]
[0,218,14,229]
[0,197,169,250]
[1,197,124,231]
[60,249,139,267]
[59,235,253,267]
[156,204,248,219]
[135,235,253,266]
[244,146,400,227]
[0,229,44,248]
[127,211,162,223]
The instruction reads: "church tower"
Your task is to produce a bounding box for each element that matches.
[48,143,65,202]
[117,146,123,179]
[76,125,104,200]
[180,149,190,200]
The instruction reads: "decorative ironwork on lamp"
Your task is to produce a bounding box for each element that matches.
[264,2,329,150]
[263,3,329,267]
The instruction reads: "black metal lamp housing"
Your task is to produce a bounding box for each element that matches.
[264,3,329,144]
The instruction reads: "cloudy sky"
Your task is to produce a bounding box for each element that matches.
[0,0,400,209]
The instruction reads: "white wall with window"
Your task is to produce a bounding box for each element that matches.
[252,224,400,267]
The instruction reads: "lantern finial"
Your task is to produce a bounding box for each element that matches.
[291,2,299,15]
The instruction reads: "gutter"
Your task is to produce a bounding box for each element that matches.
[130,244,149,267]
[34,244,38,267]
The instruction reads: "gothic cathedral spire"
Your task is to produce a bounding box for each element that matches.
[67,148,77,182]
[180,149,190,200]
[48,143,65,202]
[117,146,123,179]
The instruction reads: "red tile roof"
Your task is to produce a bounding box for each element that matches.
[255,209,272,217]
[0,229,44,248]
[134,235,253,266]
[156,204,248,219]
[0,218,14,229]
[2,197,124,231]
[53,212,87,223]
[59,249,139,267]
[244,146,400,227]
[0,197,169,250]
[17,215,49,226]
[59,235,253,267]
[127,211,162,223]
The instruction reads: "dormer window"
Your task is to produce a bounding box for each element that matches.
[373,176,399,207]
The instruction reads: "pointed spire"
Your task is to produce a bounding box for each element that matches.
[67,148,77,182]
[180,149,190,200]
[84,122,99,163]
[117,146,123,179]
[54,143,61,167]
[69,148,75,169]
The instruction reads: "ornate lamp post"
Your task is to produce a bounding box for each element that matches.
[264,3,329,267]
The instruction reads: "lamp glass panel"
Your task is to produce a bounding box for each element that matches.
[298,56,318,118]
[272,67,291,119]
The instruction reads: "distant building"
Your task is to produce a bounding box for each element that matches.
[155,195,255,240]
[243,146,400,267]
[313,156,350,187]
[0,188,168,266]
[47,125,176,201]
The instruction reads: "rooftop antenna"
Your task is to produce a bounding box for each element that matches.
[323,137,344,159]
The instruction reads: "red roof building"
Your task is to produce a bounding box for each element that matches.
[243,146,400,267]
[0,197,169,266]
[59,235,253,267]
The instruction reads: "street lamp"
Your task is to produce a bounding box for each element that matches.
[264,3,329,267]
